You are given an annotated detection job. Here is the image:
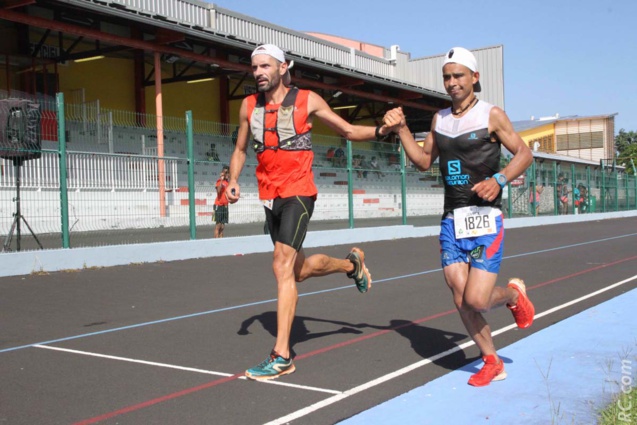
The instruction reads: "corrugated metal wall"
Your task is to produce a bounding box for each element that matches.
[73,1,504,102]
[211,7,397,78]
[107,0,211,27]
[404,46,505,109]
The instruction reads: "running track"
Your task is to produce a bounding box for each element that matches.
[1,216,636,424]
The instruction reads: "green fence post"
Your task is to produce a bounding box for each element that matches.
[571,164,576,214]
[186,111,196,240]
[634,175,637,210]
[625,172,629,211]
[634,175,637,209]
[527,158,536,219]
[600,160,606,212]
[530,161,537,217]
[56,93,70,249]
[400,145,407,225]
[553,162,558,215]
[586,166,590,213]
[626,176,637,209]
[347,140,354,229]
[614,168,619,211]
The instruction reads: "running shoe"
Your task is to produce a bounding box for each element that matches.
[468,354,507,387]
[346,247,372,293]
[245,350,295,381]
[507,277,535,329]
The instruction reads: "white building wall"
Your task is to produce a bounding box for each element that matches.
[555,117,615,162]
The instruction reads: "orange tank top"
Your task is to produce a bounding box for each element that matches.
[247,89,317,200]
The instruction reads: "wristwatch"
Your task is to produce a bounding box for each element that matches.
[493,173,507,189]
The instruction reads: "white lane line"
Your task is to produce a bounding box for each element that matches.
[4,233,634,357]
[34,345,234,376]
[256,380,342,395]
[33,344,341,395]
[264,274,637,425]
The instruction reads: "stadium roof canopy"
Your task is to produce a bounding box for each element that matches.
[0,0,505,132]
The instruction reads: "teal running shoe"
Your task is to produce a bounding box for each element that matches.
[346,247,372,293]
[245,351,295,380]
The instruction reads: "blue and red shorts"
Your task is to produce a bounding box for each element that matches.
[439,214,505,274]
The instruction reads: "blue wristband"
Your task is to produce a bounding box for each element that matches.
[493,173,507,189]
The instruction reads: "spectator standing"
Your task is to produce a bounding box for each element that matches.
[529,184,544,215]
[573,185,581,214]
[213,166,229,238]
[558,177,570,214]
[576,184,588,213]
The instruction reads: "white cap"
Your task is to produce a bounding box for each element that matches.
[443,47,481,92]
[252,44,286,63]
[251,44,293,87]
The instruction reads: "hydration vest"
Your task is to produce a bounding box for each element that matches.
[250,87,312,153]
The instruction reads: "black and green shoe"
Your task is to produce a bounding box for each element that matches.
[346,248,372,293]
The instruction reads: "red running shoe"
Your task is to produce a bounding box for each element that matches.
[468,354,507,387]
[507,278,535,329]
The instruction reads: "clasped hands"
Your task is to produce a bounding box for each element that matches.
[379,107,406,136]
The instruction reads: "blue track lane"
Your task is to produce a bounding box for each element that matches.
[340,286,637,425]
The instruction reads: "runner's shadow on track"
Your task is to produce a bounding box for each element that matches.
[237,311,363,358]
[377,320,514,373]
[385,320,512,371]
[237,313,501,371]
[363,319,477,371]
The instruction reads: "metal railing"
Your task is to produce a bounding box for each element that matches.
[0,151,178,192]
[0,93,635,252]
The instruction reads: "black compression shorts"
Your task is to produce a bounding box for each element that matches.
[264,196,314,251]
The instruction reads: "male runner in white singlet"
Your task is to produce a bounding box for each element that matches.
[384,47,535,386]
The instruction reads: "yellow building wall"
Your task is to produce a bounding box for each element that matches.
[517,123,556,152]
[57,57,223,122]
[58,58,136,110]
[228,98,242,126]
[144,79,220,122]
[517,123,554,144]
[54,56,380,145]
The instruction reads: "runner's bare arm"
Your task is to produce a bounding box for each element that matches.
[392,111,439,171]
[308,91,400,141]
[490,107,532,182]
[472,107,532,200]
[227,98,250,203]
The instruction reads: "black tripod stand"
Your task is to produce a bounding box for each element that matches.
[2,158,43,252]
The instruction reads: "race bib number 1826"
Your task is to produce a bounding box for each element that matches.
[453,206,499,239]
